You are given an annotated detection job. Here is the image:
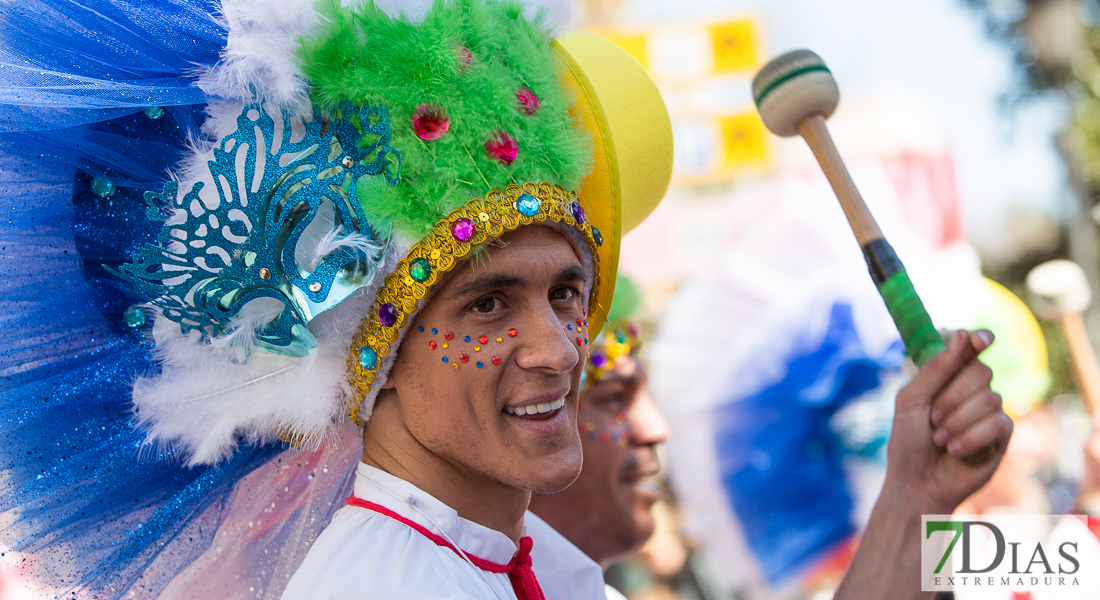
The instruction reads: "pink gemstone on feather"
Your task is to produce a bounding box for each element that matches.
[458,46,474,67]
[411,103,450,141]
[485,131,518,166]
[515,87,539,115]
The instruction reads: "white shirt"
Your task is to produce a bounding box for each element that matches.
[282,463,608,600]
[526,512,607,600]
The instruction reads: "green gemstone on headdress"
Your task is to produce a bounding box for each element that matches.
[91,178,116,198]
[592,226,603,247]
[409,258,432,282]
[358,346,378,370]
[123,306,146,328]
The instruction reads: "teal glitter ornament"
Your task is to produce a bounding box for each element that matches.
[115,101,399,355]
[91,178,116,198]
[358,346,378,370]
[144,106,165,120]
[515,193,540,217]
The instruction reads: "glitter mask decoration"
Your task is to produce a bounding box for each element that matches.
[115,101,398,356]
[584,320,640,388]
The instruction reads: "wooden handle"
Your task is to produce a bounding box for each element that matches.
[1059,311,1100,415]
[797,115,883,245]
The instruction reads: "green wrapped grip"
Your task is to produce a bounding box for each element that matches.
[878,269,944,366]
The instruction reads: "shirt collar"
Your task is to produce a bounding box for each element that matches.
[353,461,520,564]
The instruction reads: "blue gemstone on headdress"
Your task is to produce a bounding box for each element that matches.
[358,346,378,370]
[516,193,540,217]
[591,226,603,247]
[91,178,115,198]
[143,106,165,120]
[123,306,146,328]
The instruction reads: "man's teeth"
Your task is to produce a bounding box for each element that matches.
[505,398,565,416]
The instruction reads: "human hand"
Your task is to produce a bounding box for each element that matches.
[882,330,1013,514]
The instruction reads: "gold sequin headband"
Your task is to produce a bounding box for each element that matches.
[346,181,603,424]
[583,320,641,388]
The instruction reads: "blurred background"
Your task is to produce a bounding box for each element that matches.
[591,0,1100,599]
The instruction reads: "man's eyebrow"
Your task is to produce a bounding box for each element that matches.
[448,273,527,300]
[556,264,587,283]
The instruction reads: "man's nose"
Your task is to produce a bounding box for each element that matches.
[629,384,670,446]
[513,305,580,375]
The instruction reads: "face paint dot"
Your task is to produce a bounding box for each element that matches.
[587,432,596,440]
[576,338,583,346]
[432,328,438,335]
[619,439,627,447]
[419,326,424,332]
[567,324,573,330]
[584,338,588,344]
[586,422,595,431]
[600,433,611,443]
[476,361,483,368]
[496,337,503,343]
[583,320,588,326]
[442,356,448,363]
[478,335,488,344]
[576,318,583,327]
[442,343,449,349]
[429,341,437,350]
[453,364,459,370]
[444,331,454,340]
[508,328,517,337]
[460,354,469,363]
[612,433,621,441]
[578,424,586,433]
[464,335,471,342]
[491,356,501,365]
[474,346,480,352]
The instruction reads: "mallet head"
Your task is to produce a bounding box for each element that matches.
[1026,259,1092,319]
[753,49,839,138]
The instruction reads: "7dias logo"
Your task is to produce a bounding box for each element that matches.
[921,515,1099,594]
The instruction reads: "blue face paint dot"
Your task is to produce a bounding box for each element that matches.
[442,356,448,363]
[587,432,596,440]
[432,328,438,335]
[419,326,424,332]
[567,324,573,330]
[464,336,471,342]
[584,338,589,344]
[476,361,483,368]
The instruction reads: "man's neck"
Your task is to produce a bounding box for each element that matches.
[362,402,531,545]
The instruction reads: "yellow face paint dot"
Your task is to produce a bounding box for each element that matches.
[453,364,459,370]
[474,346,480,352]
[585,422,595,431]
[496,337,503,343]
[442,343,448,349]
[618,439,627,447]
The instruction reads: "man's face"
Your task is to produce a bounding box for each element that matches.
[378,225,588,494]
[528,353,670,566]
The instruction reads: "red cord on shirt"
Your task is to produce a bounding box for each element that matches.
[345,495,546,600]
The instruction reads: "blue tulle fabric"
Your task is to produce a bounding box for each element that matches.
[712,303,904,584]
[0,3,355,598]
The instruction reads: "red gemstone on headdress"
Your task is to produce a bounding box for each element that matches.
[444,331,454,340]
[479,335,488,344]
[508,328,517,337]
[458,46,473,67]
[515,87,540,115]
[485,131,518,165]
[491,355,502,365]
[460,353,469,363]
[451,217,475,242]
[429,340,437,350]
[412,103,450,141]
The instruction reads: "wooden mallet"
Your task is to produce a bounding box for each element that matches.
[1027,259,1100,415]
[752,49,945,367]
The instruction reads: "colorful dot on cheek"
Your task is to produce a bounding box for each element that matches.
[476,361,483,368]
[474,346,481,352]
[429,341,437,350]
[585,422,595,431]
[578,423,586,433]
[492,356,501,365]
[479,335,488,344]
[567,324,573,330]
[587,432,596,440]
[496,337,503,343]
[432,328,438,335]
[600,433,611,443]
[419,326,424,332]
[442,343,449,349]
[576,318,582,327]
[584,338,588,344]
[464,335,471,342]
[576,338,583,346]
[453,364,459,370]
[619,439,627,447]
[442,356,448,363]
[445,331,454,340]
[508,328,517,337]
[460,354,469,363]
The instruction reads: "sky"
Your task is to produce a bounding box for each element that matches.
[610,0,1073,252]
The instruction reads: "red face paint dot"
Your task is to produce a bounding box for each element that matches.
[600,433,611,443]
[508,328,517,337]
[576,338,583,346]
[460,354,469,363]
[478,335,488,344]
[576,318,583,327]
[428,341,437,350]
[491,356,501,365]
[578,424,586,433]
[444,331,454,340]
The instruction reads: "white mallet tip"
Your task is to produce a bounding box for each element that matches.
[752,49,839,138]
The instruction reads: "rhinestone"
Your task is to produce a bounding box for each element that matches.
[123,306,145,328]
[485,131,518,165]
[341,156,355,168]
[570,201,585,223]
[91,178,116,198]
[474,346,480,351]
[515,87,540,115]
[460,354,469,363]
[309,281,322,293]
[508,328,517,337]
[476,361,483,368]
[442,356,449,363]
[478,335,488,344]
[144,106,165,120]
[453,364,459,370]
[464,335,471,342]
[576,338,583,346]
[358,346,378,370]
[567,324,573,330]
[445,331,454,340]
[409,258,432,283]
[491,356,501,365]
[496,337,503,343]
[450,218,475,242]
[379,303,398,327]
[432,328,438,335]
[412,103,450,141]
[443,343,449,349]
[429,341,437,350]
[591,227,603,247]
[259,268,272,280]
[515,193,540,217]
[458,46,474,67]
[419,326,424,332]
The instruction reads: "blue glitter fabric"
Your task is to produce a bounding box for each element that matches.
[0,2,356,598]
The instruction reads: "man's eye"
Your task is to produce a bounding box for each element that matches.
[471,297,498,313]
[551,286,580,301]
